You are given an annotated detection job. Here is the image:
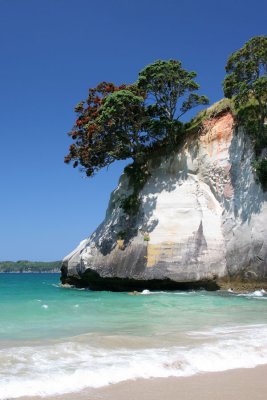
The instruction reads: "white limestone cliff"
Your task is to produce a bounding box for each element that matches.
[61,105,267,290]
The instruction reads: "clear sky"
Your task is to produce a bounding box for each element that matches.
[0,0,266,261]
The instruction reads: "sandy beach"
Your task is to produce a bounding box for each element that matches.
[18,364,267,400]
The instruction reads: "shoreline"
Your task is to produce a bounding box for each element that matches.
[18,364,267,400]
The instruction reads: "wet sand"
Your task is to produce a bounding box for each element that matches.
[19,364,267,400]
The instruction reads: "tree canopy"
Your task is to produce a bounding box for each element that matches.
[223,35,267,190]
[223,35,267,129]
[64,82,146,176]
[137,60,208,144]
[137,60,208,121]
[65,60,208,177]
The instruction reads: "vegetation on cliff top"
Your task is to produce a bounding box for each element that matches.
[64,60,208,178]
[65,35,267,211]
[223,35,267,190]
[223,36,267,130]
[0,260,61,273]
[184,36,267,190]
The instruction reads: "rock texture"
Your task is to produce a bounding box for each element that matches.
[61,107,267,290]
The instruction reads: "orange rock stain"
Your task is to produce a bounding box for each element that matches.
[200,113,234,160]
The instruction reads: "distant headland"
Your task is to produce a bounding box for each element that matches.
[0,260,61,273]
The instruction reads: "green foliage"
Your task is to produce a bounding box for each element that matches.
[121,162,150,215]
[223,36,267,189]
[65,60,209,180]
[143,233,150,241]
[124,162,150,190]
[137,60,209,120]
[120,193,141,216]
[223,36,267,129]
[64,82,148,177]
[137,59,209,142]
[236,100,267,151]
[98,89,149,162]
[0,260,61,273]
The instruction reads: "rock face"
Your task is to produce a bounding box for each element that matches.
[61,108,267,290]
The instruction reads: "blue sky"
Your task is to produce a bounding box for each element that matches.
[0,0,266,261]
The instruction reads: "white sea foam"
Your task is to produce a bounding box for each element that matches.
[60,283,75,289]
[1,324,267,399]
[139,291,195,296]
[41,304,48,309]
[237,289,267,298]
[252,290,264,297]
[141,289,150,295]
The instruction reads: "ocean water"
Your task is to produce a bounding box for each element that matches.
[1,274,267,399]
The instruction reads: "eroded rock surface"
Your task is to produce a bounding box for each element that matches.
[61,109,267,290]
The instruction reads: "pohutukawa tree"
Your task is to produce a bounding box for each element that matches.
[65,60,208,177]
[97,89,149,163]
[223,35,267,134]
[64,82,149,177]
[137,60,209,143]
[223,36,267,190]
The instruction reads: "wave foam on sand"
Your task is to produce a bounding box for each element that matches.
[1,324,267,399]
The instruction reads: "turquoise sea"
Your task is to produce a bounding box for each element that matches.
[1,273,267,399]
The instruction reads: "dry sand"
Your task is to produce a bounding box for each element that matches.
[18,364,267,400]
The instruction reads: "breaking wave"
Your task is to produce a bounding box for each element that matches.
[1,324,267,399]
